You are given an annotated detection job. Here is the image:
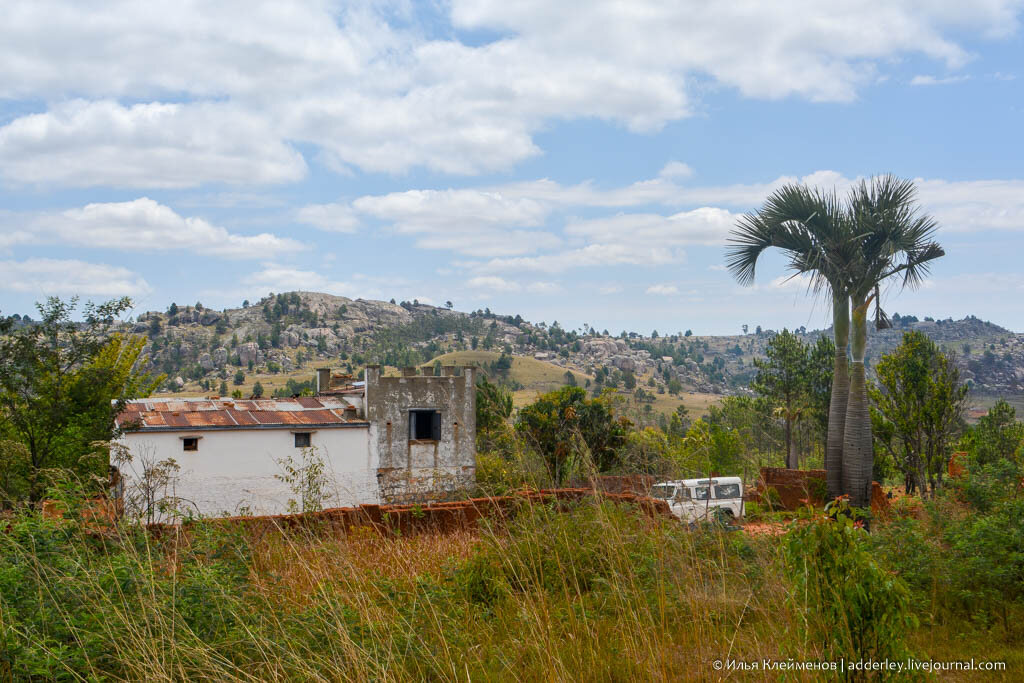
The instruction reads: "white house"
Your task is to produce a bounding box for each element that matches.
[114,365,476,518]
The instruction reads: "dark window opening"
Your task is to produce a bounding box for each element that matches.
[410,410,441,441]
[294,432,311,448]
[182,438,199,452]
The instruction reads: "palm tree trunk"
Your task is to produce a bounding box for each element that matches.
[826,295,849,501]
[842,293,874,508]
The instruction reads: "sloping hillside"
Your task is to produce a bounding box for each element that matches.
[118,291,1022,413]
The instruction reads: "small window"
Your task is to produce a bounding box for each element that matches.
[693,486,710,500]
[182,438,198,452]
[294,432,311,448]
[409,410,441,441]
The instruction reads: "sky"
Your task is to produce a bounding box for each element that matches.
[1,0,1024,335]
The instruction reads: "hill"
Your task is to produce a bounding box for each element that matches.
[111,292,1023,418]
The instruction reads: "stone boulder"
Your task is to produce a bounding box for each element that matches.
[213,347,228,367]
[198,353,214,371]
[238,342,259,366]
[611,355,635,372]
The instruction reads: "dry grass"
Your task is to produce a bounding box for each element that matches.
[0,499,819,681]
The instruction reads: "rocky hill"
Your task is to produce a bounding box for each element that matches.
[121,292,1022,401]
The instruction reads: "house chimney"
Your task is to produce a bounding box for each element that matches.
[317,367,332,393]
[401,366,418,377]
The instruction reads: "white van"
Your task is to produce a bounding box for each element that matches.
[651,477,745,523]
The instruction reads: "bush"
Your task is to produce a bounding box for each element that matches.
[944,497,1024,632]
[781,501,917,669]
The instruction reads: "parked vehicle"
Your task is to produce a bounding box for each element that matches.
[651,477,745,523]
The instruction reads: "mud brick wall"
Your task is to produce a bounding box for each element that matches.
[149,488,673,540]
[568,475,655,496]
[756,468,827,509]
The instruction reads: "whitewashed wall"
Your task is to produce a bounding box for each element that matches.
[117,426,377,518]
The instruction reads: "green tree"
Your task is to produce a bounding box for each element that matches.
[0,297,161,502]
[516,387,630,484]
[870,331,968,495]
[751,329,808,469]
[476,375,513,436]
[219,380,228,396]
[805,335,836,456]
[252,381,264,398]
[963,399,1024,467]
[233,370,245,386]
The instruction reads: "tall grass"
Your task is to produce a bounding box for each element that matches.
[4,493,1020,681]
[1,498,811,681]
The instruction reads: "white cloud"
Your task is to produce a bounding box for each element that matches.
[466,275,522,292]
[646,283,680,296]
[910,74,971,85]
[295,203,361,233]
[659,161,694,179]
[48,198,305,259]
[348,188,558,257]
[566,207,738,247]
[330,168,1024,278]
[467,207,734,273]
[915,179,1024,232]
[3,198,305,259]
[0,100,307,188]
[0,258,151,297]
[526,281,562,294]
[241,264,363,299]
[708,264,728,271]
[0,1,1017,180]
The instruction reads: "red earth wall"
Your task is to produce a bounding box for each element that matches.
[148,488,673,539]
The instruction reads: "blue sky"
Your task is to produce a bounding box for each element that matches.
[2,1,1023,334]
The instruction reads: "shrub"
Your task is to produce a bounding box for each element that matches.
[781,501,917,669]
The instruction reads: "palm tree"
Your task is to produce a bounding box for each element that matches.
[841,176,944,507]
[726,185,856,499]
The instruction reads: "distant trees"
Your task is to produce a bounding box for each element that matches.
[747,331,834,469]
[0,297,161,503]
[252,382,264,398]
[752,330,808,469]
[962,399,1024,468]
[233,370,245,386]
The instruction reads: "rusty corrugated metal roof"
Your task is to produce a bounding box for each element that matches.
[116,396,365,431]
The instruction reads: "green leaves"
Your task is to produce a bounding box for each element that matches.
[870,331,968,495]
[781,504,917,669]
[515,387,630,484]
[0,297,160,503]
